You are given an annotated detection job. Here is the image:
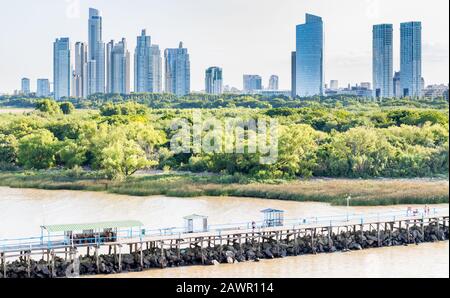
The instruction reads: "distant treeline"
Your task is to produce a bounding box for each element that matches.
[0,93,449,110]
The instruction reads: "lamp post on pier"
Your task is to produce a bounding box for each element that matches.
[346,195,351,222]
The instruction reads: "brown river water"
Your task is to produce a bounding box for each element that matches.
[0,187,448,278]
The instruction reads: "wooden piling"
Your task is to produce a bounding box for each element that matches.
[95,246,99,273]
[118,245,122,272]
[377,223,381,247]
[140,242,144,269]
[406,221,410,244]
[51,250,55,278]
[27,251,31,278]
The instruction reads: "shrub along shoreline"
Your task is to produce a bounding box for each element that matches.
[0,170,448,206]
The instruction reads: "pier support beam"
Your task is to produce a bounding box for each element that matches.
[95,246,100,274]
[118,245,122,272]
[406,221,410,244]
[27,251,31,278]
[377,223,381,247]
[421,219,425,241]
[51,250,56,278]
[140,242,144,269]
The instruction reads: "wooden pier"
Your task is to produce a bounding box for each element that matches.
[1,210,448,278]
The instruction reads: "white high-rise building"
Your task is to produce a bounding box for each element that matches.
[330,80,339,90]
[73,42,88,98]
[107,39,130,94]
[151,45,162,93]
[53,38,71,100]
[268,75,279,90]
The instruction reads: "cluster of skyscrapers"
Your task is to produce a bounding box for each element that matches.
[18,10,436,100]
[52,8,191,100]
[290,14,425,99]
[373,22,423,98]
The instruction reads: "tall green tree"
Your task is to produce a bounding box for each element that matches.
[35,99,61,115]
[18,129,58,169]
[59,102,75,115]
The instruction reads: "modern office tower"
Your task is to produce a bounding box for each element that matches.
[393,71,401,98]
[73,42,88,98]
[373,24,393,98]
[53,38,71,100]
[295,13,324,97]
[268,75,279,90]
[164,42,190,96]
[151,45,162,93]
[106,40,114,93]
[88,8,105,94]
[134,29,153,93]
[291,51,296,98]
[205,67,223,95]
[400,22,422,98]
[243,75,262,92]
[330,80,339,90]
[36,79,50,97]
[21,78,30,95]
[107,39,130,94]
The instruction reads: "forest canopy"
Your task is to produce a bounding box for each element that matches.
[0,96,448,180]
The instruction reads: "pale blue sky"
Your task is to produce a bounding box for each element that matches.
[0,0,448,93]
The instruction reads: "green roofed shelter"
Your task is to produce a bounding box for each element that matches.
[41,220,143,233]
[40,220,145,246]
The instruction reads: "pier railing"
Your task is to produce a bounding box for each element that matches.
[1,207,448,253]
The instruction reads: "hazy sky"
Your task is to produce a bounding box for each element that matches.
[0,0,448,93]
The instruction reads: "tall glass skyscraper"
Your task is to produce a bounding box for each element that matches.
[400,22,422,98]
[205,67,223,95]
[88,8,105,94]
[21,78,30,95]
[53,38,71,100]
[37,79,50,97]
[373,24,393,98]
[73,42,88,98]
[295,14,324,97]
[134,29,153,93]
[107,39,130,94]
[164,42,190,96]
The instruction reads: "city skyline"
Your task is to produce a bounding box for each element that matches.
[0,0,448,94]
